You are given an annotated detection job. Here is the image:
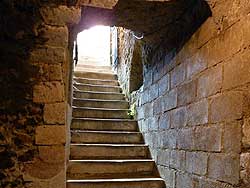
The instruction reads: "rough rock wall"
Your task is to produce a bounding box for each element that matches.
[0,1,80,187]
[136,1,250,188]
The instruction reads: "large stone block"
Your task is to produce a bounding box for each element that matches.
[158,74,170,96]
[30,47,65,64]
[157,149,170,166]
[186,53,207,79]
[148,83,159,102]
[38,145,65,163]
[223,48,250,90]
[169,150,185,170]
[186,152,208,175]
[170,63,186,88]
[208,154,240,185]
[223,120,242,153]
[36,63,63,81]
[40,25,68,48]
[44,102,66,124]
[197,64,222,98]
[187,99,208,126]
[193,126,222,152]
[143,102,153,118]
[170,107,187,128]
[177,128,194,150]
[158,166,176,188]
[160,130,178,149]
[35,126,66,145]
[243,118,250,148]
[153,96,164,115]
[162,89,177,112]
[177,80,197,106]
[209,91,243,123]
[40,6,81,26]
[176,172,193,188]
[159,111,171,130]
[33,82,64,103]
[240,152,250,185]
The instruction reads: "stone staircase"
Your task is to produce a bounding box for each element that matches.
[67,64,166,188]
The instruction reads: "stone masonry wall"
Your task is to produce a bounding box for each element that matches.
[136,1,250,188]
[0,2,80,187]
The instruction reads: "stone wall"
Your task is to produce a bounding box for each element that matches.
[0,2,80,187]
[114,28,143,100]
[136,1,250,188]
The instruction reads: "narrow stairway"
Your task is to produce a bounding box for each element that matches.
[67,64,166,188]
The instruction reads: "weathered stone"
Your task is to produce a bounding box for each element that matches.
[170,150,185,170]
[223,48,250,90]
[148,83,159,102]
[160,130,177,149]
[170,107,187,128]
[157,149,170,166]
[170,63,186,88]
[240,152,250,185]
[162,89,177,112]
[177,128,194,150]
[153,96,164,115]
[35,126,66,145]
[78,0,118,9]
[159,111,170,130]
[38,145,65,163]
[177,80,197,106]
[40,6,81,26]
[147,116,158,132]
[194,126,222,152]
[158,74,170,96]
[44,102,66,124]
[40,25,68,48]
[186,152,208,175]
[243,118,250,148]
[186,53,207,79]
[158,166,176,188]
[187,99,208,126]
[176,172,193,188]
[223,121,242,153]
[30,47,65,64]
[197,64,222,98]
[209,91,243,123]
[143,102,153,118]
[208,154,240,185]
[33,82,64,103]
[36,63,63,81]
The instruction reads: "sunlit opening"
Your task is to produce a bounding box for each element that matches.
[77,25,111,66]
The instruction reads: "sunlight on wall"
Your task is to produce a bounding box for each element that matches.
[77,25,111,65]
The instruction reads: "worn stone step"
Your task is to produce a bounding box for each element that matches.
[74,83,122,93]
[67,178,166,188]
[67,159,156,179]
[73,91,124,100]
[71,130,144,144]
[73,107,130,119]
[70,144,150,160]
[74,71,117,80]
[71,118,138,131]
[73,99,129,109]
[75,68,114,74]
[74,77,119,86]
[76,64,112,70]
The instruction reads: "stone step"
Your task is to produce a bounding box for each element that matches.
[73,98,129,109]
[71,118,138,131]
[67,159,156,179]
[74,83,122,93]
[76,64,112,70]
[70,144,150,160]
[74,77,119,86]
[67,178,166,188]
[72,107,130,119]
[73,91,125,100]
[71,130,144,144]
[75,68,114,74]
[74,71,117,80]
